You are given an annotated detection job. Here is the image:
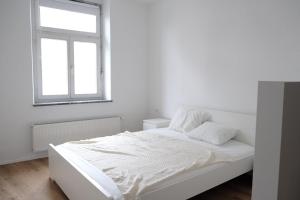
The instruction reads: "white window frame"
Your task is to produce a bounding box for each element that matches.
[32,0,104,105]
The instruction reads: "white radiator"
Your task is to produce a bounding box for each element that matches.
[32,117,121,152]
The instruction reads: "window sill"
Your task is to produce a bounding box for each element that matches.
[33,99,113,107]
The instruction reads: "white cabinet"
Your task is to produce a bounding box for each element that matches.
[143,118,170,130]
[252,81,300,200]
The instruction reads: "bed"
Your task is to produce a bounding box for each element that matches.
[49,108,256,200]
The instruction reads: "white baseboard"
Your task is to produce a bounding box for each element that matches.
[0,151,48,166]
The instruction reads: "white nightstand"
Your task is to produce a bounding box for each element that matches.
[143,118,171,130]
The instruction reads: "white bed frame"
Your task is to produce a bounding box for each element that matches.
[49,108,256,200]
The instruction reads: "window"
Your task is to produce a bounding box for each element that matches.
[32,0,106,105]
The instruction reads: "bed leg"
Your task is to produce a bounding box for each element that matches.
[49,177,56,184]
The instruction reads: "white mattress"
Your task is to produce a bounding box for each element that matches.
[148,128,254,159]
[58,128,254,200]
[139,128,254,197]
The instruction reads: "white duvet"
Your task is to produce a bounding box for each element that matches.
[60,131,234,200]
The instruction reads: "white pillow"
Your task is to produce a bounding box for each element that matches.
[186,122,237,145]
[169,107,210,133]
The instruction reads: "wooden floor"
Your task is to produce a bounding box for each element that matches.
[0,158,252,200]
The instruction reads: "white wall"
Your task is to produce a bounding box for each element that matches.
[148,0,300,118]
[0,0,149,164]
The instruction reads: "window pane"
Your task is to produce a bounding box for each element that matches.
[39,6,97,33]
[41,38,68,96]
[74,41,98,95]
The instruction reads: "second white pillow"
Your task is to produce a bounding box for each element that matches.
[169,107,210,133]
[186,122,237,145]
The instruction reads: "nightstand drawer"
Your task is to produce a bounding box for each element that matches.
[143,118,170,130]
